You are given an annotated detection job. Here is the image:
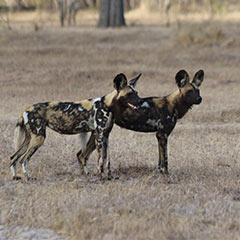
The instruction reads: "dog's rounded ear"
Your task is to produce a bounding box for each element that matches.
[129,73,142,88]
[175,70,190,88]
[113,73,127,91]
[192,70,204,87]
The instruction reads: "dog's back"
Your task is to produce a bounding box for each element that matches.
[19,100,96,135]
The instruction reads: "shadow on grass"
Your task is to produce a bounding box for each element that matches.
[13,162,237,188]
[45,165,208,184]
[111,164,194,185]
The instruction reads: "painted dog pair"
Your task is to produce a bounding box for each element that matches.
[10,73,142,180]
[78,69,204,175]
[10,69,204,180]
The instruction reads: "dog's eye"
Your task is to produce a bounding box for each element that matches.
[186,91,193,97]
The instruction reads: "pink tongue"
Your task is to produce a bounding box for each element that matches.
[127,103,138,109]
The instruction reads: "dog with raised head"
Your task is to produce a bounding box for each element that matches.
[79,70,204,175]
[10,73,142,180]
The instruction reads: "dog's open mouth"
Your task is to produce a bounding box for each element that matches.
[127,102,139,110]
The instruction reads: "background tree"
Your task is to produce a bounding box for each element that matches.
[98,0,126,28]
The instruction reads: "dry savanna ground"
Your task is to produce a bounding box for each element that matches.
[0,8,240,240]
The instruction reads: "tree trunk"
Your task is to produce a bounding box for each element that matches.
[98,0,126,28]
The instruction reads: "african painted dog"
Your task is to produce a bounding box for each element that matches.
[10,73,142,180]
[79,69,204,175]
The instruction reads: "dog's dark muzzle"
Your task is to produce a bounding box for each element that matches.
[195,96,202,104]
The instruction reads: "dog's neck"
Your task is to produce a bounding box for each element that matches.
[104,90,118,107]
[166,89,192,120]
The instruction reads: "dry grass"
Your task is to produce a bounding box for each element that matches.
[0,8,240,240]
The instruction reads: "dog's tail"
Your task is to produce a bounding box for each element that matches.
[13,116,25,152]
[78,132,89,152]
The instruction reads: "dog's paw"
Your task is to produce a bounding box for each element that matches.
[13,176,22,181]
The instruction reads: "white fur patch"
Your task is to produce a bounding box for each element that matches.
[180,79,186,87]
[93,97,101,103]
[158,121,164,129]
[146,119,157,126]
[36,127,41,134]
[141,101,150,108]
[147,119,164,129]
[10,165,16,177]
[78,106,84,111]
[194,79,201,87]
[64,104,71,111]
[22,162,31,178]
[78,132,89,151]
[23,112,28,124]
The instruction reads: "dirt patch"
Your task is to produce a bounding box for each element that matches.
[0,225,67,240]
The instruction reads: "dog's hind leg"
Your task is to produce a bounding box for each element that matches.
[21,148,38,180]
[77,132,96,175]
[76,132,88,174]
[19,135,45,180]
[76,132,88,162]
[10,126,31,180]
[10,143,29,180]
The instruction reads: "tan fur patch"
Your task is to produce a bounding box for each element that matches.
[48,102,59,108]
[166,89,181,114]
[78,100,94,111]
[17,115,24,126]
[24,105,35,112]
[104,90,118,107]
[152,98,165,108]
[181,84,194,94]
[117,87,132,99]
[166,84,195,114]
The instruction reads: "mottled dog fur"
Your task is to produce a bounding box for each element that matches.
[10,73,141,180]
[80,69,204,175]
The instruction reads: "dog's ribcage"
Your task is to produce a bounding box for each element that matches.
[23,98,111,136]
[114,98,176,134]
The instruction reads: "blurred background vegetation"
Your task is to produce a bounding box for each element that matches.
[0,0,239,38]
[0,0,239,19]
[0,0,239,11]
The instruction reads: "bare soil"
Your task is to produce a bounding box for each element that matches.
[0,9,239,240]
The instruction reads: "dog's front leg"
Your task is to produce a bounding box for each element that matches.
[102,133,111,179]
[156,132,169,175]
[95,131,111,180]
[95,110,113,180]
[96,132,108,179]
